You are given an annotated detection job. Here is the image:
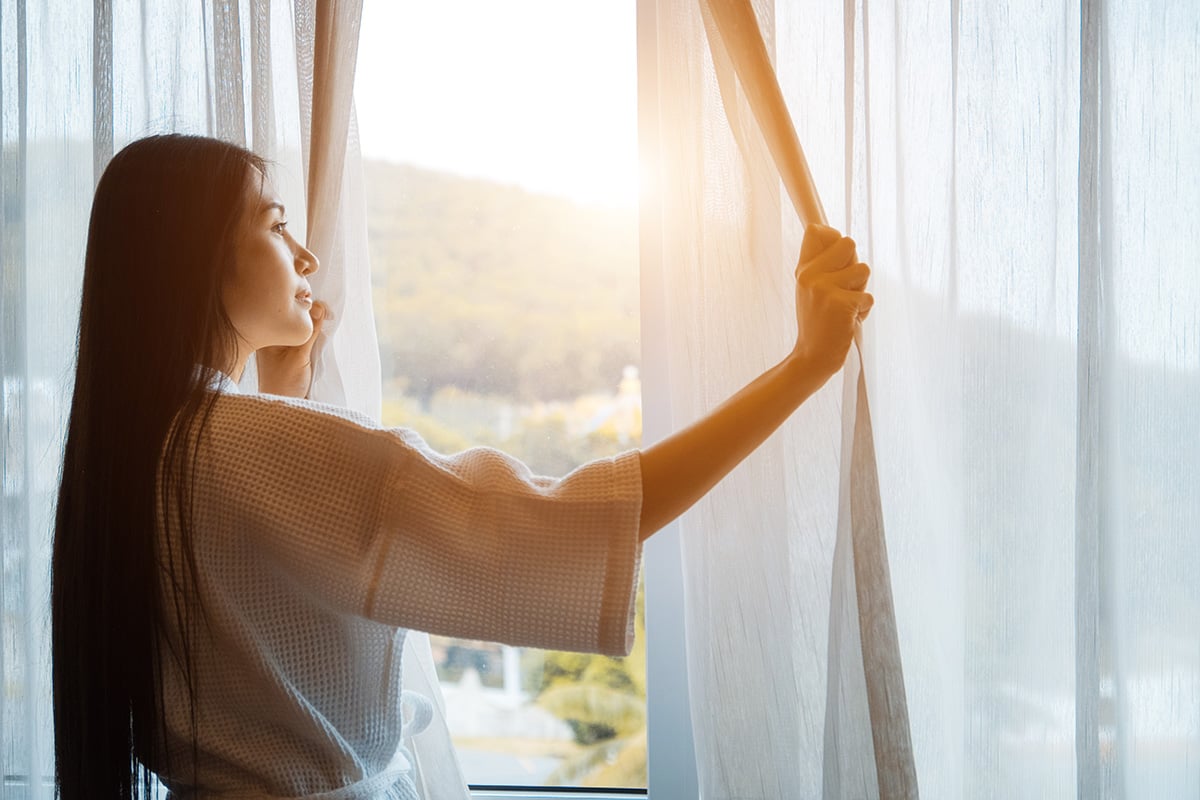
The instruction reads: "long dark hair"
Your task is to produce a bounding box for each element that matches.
[52,134,267,798]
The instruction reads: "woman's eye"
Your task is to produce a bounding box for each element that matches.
[273,220,288,234]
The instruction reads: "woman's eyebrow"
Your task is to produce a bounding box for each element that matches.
[261,201,286,216]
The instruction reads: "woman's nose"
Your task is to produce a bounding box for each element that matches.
[296,245,320,276]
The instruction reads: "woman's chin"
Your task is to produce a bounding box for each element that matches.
[261,325,312,350]
[287,319,314,344]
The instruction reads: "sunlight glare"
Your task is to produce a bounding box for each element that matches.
[355,0,639,209]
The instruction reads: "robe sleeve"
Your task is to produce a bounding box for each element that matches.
[186,392,644,656]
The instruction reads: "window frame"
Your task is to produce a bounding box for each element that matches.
[633,0,701,797]
[465,2,699,797]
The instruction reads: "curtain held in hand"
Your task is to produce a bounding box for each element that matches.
[649,0,1200,796]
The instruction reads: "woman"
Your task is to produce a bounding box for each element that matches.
[52,134,871,798]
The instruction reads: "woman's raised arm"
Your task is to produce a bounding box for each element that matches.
[637,223,872,540]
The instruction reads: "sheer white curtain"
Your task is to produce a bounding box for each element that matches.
[1,2,468,797]
[650,0,1199,797]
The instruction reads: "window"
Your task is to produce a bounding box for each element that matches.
[355,2,698,794]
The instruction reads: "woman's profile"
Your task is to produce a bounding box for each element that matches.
[52,134,872,798]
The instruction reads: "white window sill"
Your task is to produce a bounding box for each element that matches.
[470,791,647,800]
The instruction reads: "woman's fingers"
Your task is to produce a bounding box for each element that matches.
[828,261,870,291]
[311,300,328,330]
[833,287,874,316]
[301,302,328,353]
[797,223,856,277]
[798,222,842,262]
[830,287,878,326]
[799,262,870,294]
[796,236,857,278]
[792,227,875,375]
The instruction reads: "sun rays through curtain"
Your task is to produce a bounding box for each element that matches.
[649,0,1199,796]
[0,1,473,796]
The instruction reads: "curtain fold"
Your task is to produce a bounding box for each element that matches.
[698,2,917,796]
[290,0,381,419]
[654,0,1199,796]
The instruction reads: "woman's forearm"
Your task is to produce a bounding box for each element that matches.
[635,224,871,540]
[637,350,834,540]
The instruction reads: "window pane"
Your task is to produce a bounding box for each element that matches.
[356,1,643,788]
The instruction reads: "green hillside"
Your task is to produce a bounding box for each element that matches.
[363,160,640,405]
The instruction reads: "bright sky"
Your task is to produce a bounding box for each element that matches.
[354,1,639,208]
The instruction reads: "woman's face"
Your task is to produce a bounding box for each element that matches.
[222,170,319,352]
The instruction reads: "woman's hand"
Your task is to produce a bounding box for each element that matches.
[256,301,329,398]
[636,224,876,541]
[791,223,873,379]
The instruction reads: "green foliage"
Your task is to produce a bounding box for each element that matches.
[535,579,647,785]
[364,159,640,404]
[539,684,645,741]
[544,730,647,787]
[537,579,646,704]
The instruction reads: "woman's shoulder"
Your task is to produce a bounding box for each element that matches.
[212,388,384,429]
[238,392,385,430]
[198,390,439,465]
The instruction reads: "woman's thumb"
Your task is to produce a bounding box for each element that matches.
[305,302,328,348]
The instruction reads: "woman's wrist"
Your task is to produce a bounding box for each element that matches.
[781,345,841,402]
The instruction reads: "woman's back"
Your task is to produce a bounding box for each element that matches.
[151,383,642,797]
